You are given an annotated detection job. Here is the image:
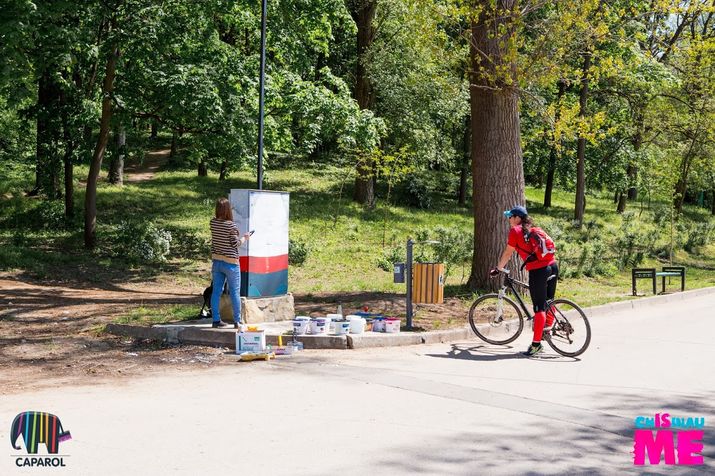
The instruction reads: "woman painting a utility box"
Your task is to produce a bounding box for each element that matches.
[210,197,252,328]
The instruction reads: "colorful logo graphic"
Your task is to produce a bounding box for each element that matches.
[11,411,71,454]
[633,412,704,466]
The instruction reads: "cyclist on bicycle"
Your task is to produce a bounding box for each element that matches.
[490,206,559,356]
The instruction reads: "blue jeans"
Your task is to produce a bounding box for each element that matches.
[211,259,242,324]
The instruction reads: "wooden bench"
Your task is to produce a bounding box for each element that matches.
[631,266,686,296]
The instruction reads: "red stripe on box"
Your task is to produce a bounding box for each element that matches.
[239,254,289,274]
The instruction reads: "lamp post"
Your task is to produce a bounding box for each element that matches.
[406,238,413,330]
[257,0,267,190]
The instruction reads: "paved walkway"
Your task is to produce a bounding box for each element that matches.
[2,292,713,475]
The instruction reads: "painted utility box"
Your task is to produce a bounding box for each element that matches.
[229,189,289,297]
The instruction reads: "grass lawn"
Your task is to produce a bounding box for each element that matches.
[1,150,714,326]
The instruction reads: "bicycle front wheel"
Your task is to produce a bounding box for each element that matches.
[544,298,591,357]
[468,294,524,345]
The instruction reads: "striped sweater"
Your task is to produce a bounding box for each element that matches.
[210,218,245,264]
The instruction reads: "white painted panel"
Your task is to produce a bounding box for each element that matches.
[228,190,289,257]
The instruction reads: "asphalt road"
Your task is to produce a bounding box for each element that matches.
[2,292,714,475]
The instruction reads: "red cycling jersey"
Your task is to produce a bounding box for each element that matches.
[507,225,555,271]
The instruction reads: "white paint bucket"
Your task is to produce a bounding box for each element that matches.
[349,317,366,334]
[385,318,401,333]
[372,318,386,333]
[334,321,351,335]
[310,317,330,335]
[293,319,309,335]
[326,314,342,332]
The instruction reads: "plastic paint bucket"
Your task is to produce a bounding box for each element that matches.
[310,317,330,335]
[349,317,366,334]
[385,318,401,333]
[293,319,309,335]
[372,318,386,333]
[334,321,351,335]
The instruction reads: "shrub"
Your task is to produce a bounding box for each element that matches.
[379,227,472,281]
[7,200,69,231]
[376,245,404,272]
[614,211,656,269]
[166,227,208,259]
[559,239,617,278]
[684,221,715,253]
[399,174,431,209]
[430,225,473,279]
[37,201,68,230]
[114,221,172,263]
[289,239,309,266]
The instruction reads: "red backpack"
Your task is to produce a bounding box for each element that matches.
[522,227,556,265]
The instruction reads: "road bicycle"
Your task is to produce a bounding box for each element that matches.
[467,269,591,357]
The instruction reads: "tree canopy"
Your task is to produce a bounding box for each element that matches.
[0,0,712,284]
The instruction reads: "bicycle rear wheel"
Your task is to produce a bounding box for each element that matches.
[468,293,524,345]
[544,298,591,357]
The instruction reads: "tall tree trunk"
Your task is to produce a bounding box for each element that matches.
[627,111,643,201]
[84,45,119,249]
[219,160,228,180]
[457,114,470,206]
[32,71,61,197]
[574,52,592,226]
[544,80,566,208]
[150,121,158,140]
[198,160,208,177]
[467,0,526,292]
[60,90,75,218]
[616,191,627,213]
[626,164,638,200]
[32,74,49,196]
[350,0,377,207]
[711,189,715,215]
[674,177,688,215]
[674,136,698,214]
[108,125,125,185]
[170,129,179,160]
[626,163,638,200]
[64,149,74,217]
[82,125,93,157]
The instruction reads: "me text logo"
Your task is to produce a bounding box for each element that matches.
[633,412,704,466]
[10,411,72,468]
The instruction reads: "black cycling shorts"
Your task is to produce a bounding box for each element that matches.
[528,262,559,313]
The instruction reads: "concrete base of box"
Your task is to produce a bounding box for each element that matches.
[219,293,295,324]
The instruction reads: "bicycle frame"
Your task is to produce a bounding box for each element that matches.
[500,274,535,321]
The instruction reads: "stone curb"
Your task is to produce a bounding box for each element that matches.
[105,286,715,351]
[419,327,471,344]
[347,333,423,349]
[266,334,348,350]
[105,322,469,350]
[106,323,350,350]
[583,286,715,318]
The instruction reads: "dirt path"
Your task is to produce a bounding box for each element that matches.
[124,147,171,182]
[0,270,470,395]
[0,273,233,395]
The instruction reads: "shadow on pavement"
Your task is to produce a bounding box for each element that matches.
[322,389,715,475]
[425,342,580,363]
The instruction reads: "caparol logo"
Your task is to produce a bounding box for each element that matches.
[10,411,71,468]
